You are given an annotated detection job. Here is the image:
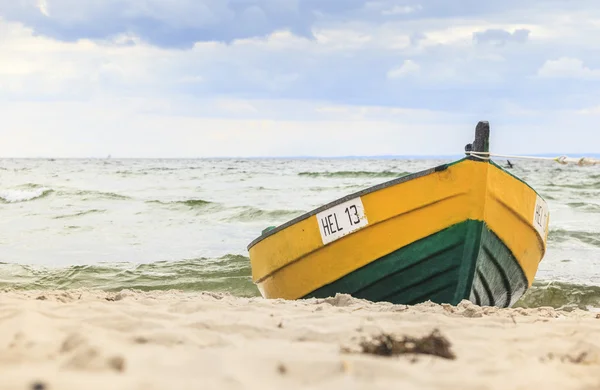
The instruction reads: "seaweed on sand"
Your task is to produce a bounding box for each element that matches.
[356,329,456,360]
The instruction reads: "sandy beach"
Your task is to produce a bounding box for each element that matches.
[0,290,598,390]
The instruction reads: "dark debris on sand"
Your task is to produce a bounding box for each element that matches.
[31,381,47,390]
[543,351,595,365]
[356,329,456,360]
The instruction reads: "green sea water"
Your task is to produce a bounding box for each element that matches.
[1,157,599,311]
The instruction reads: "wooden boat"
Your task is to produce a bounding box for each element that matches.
[246,121,550,308]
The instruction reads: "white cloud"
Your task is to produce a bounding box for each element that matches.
[387,60,420,79]
[417,23,542,48]
[3,1,600,157]
[537,57,600,80]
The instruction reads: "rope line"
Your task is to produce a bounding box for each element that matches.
[465,151,600,166]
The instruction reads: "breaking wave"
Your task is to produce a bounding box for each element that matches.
[0,255,259,297]
[0,186,54,203]
[1,260,598,311]
[0,184,133,203]
[515,280,600,311]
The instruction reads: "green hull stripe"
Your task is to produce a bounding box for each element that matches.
[304,220,529,307]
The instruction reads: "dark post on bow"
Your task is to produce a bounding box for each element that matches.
[465,121,490,160]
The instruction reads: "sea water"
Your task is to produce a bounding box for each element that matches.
[1,157,599,310]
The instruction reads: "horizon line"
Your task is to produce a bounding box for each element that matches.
[1,153,600,160]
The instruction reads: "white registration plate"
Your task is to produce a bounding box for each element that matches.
[316,197,369,245]
[533,195,550,244]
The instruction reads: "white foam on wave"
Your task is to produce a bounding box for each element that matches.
[0,187,53,203]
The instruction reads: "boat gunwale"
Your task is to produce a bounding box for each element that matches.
[246,159,459,250]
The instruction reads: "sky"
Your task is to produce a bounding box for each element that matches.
[1,0,600,157]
